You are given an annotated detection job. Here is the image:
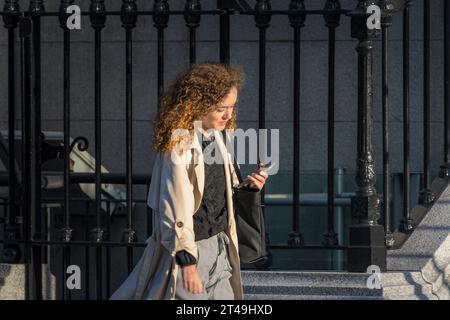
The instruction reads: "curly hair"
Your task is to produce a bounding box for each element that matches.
[152,62,245,154]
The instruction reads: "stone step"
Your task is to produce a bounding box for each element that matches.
[243,293,438,300]
[382,283,433,297]
[243,284,382,297]
[241,271,373,287]
[241,270,435,300]
[244,293,383,300]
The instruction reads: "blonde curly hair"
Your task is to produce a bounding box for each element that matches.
[152,62,245,153]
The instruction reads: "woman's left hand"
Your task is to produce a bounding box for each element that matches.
[246,168,268,191]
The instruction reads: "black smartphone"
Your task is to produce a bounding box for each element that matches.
[236,162,275,189]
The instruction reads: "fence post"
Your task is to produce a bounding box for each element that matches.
[2,0,21,264]
[347,0,386,272]
[441,0,450,179]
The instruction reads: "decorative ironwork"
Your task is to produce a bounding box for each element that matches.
[58,0,74,30]
[89,227,106,243]
[121,228,137,244]
[58,227,73,242]
[418,189,435,207]
[90,0,106,29]
[288,0,306,28]
[1,0,447,299]
[351,194,381,224]
[255,0,271,29]
[153,0,169,29]
[184,0,201,28]
[324,0,341,28]
[355,155,376,196]
[347,0,386,272]
[69,136,89,153]
[322,231,339,246]
[120,0,138,29]
[29,0,44,16]
[2,0,20,28]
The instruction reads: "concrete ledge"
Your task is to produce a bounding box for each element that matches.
[0,264,25,300]
[0,263,57,300]
[387,178,450,299]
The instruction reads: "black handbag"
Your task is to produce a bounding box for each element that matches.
[230,160,270,266]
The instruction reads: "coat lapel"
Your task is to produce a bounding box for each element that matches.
[190,131,204,213]
[213,129,236,226]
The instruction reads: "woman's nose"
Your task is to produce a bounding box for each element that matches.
[223,109,232,119]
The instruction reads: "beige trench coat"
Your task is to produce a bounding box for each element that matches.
[110,129,243,300]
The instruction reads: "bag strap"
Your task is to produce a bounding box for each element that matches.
[232,157,243,184]
[220,130,243,184]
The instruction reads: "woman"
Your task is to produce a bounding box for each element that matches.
[110,62,268,300]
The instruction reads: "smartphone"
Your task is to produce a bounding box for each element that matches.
[236,162,275,189]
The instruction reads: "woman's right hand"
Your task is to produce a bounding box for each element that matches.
[182,265,204,294]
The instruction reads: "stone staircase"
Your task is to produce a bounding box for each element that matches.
[242,178,450,300]
[242,270,437,300]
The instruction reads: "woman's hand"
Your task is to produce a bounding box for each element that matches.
[182,265,204,294]
[246,163,269,191]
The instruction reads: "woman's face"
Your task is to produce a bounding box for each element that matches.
[201,86,237,131]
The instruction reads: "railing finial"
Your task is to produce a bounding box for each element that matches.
[3,0,20,28]
[121,0,138,29]
[89,0,106,29]
[288,0,306,28]
[254,0,271,29]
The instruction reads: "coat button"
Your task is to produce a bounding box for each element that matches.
[176,221,184,228]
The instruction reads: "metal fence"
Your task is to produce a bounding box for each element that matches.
[0,0,449,300]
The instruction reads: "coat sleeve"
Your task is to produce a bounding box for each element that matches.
[175,250,197,266]
[157,150,199,262]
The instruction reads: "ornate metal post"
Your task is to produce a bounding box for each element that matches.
[347,0,386,272]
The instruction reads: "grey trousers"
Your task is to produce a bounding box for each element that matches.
[174,231,234,300]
